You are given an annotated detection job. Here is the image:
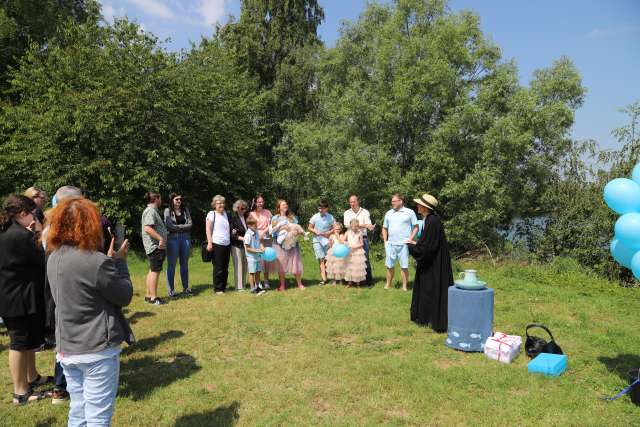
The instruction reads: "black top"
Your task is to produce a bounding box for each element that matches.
[175,212,186,226]
[0,221,45,317]
[229,213,248,248]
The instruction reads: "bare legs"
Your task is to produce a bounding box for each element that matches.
[146,270,159,299]
[9,349,39,395]
[385,267,409,290]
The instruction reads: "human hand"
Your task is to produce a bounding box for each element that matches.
[207,242,213,252]
[158,239,166,250]
[404,239,416,246]
[367,224,376,231]
[110,238,129,259]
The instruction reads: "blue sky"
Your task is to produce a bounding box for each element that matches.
[101,0,639,152]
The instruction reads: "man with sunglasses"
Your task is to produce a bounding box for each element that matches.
[308,199,335,285]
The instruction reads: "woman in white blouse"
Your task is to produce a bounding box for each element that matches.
[205,195,231,294]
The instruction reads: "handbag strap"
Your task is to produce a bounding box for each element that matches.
[526,323,556,342]
[602,378,640,401]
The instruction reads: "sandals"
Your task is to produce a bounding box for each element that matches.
[12,390,47,406]
[28,374,54,388]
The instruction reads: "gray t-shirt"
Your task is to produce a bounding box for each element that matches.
[141,205,167,254]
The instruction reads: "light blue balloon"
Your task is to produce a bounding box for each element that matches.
[333,243,350,259]
[263,247,277,262]
[416,220,424,239]
[610,238,635,269]
[615,213,640,249]
[631,252,640,280]
[632,163,640,185]
[604,178,640,214]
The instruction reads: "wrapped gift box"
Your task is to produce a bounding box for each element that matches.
[484,332,522,363]
[528,353,568,376]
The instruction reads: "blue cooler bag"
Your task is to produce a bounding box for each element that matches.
[528,353,568,376]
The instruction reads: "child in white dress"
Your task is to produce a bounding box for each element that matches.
[325,222,346,285]
[344,219,367,286]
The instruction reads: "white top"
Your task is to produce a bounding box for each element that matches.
[343,207,372,237]
[206,211,231,246]
[57,345,121,364]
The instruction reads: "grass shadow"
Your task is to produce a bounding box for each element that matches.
[174,401,240,427]
[127,311,156,325]
[191,283,212,295]
[123,330,184,356]
[598,354,640,381]
[34,417,57,427]
[120,352,200,401]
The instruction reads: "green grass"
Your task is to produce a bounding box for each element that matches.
[1,244,639,426]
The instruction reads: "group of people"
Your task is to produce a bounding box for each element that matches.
[0,186,133,427]
[0,185,453,426]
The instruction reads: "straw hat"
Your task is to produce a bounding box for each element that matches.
[413,193,438,211]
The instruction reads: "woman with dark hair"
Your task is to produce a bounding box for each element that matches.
[46,197,133,426]
[141,192,167,305]
[271,199,305,291]
[0,195,50,405]
[164,193,193,297]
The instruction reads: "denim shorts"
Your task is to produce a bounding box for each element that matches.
[385,243,409,269]
[247,257,262,274]
[312,242,329,259]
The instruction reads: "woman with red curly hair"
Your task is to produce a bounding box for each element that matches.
[46,197,134,426]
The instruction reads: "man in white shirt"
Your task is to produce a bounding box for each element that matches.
[343,194,375,287]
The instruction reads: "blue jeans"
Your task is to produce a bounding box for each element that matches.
[55,360,67,391]
[166,233,190,292]
[62,355,120,427]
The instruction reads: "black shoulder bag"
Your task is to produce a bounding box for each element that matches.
[525,323,563,358]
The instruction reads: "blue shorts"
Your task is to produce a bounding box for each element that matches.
[247,257,262,274]
[313,242,329,260]
[385,243,409,269]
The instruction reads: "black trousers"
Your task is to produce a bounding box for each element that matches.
[211,244,231,292]
[364,237,373,286]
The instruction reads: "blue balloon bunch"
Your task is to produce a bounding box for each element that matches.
[605,164,640,279]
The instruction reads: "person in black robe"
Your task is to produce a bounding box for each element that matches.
[406,193,453,332]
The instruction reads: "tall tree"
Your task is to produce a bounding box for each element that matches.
[218,0,325,173]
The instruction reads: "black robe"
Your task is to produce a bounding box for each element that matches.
[408,213,453,332]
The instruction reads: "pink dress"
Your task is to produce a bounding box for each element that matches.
[272,214,304,275]
[344,230,366,283]
[326,234,346,280]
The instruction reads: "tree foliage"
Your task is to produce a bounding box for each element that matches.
[0,19,261,236]
[276,0,585,250]
[1,0,633,281]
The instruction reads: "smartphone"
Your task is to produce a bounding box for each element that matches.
[114,224,125,248]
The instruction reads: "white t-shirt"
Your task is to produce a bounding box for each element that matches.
[344,207,372,237]
[206,211,230,246]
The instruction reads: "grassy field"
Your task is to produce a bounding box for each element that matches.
[0,243,639,426]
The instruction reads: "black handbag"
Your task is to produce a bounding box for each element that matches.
[525,323,563,358]
[201,242,212,262]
